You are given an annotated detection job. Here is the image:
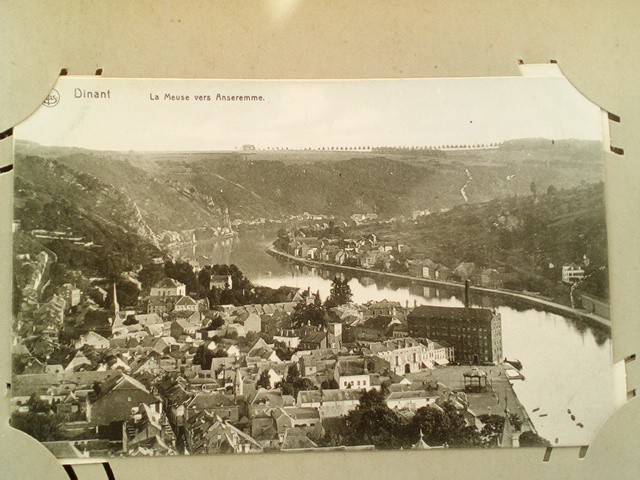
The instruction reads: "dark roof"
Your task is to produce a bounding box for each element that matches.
[175,296,197,306]
[363,315,393,331]
[154,278,185,288]
[301,331,326,345]
[408,305,494,324]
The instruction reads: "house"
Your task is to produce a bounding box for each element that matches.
[259,367,284,389]
[274,407,323,442]
[299,330,327,351]
[146,296,178,315]
[75,331,110,350]
[297,389,363,418]
[173,295,198,312]
[62,284,81,308]
[273,330,300,349]
[480,269,504,289]
[453,262,480,283]
[335,250,347,265]
[246,348,282,368]
[562,264,585,283]
[184,412,262,454]
[365,299,402,318]
[123,403,175,455]
[368,337,435,374]
[389,322,408,338]
[235,312,261,334]
[334,358,372,390]
[386,391,438,411]
[86,373,161,434]
[134,313,163,326]
[249,389,292,416]
[185,392,241,423]
[210,274,232,290]
[170,318,198,339]
[350,315,394,341]
[431,341,454,364]
[64,351,92,372]
[150,278,186,297]
[251,411,280,448]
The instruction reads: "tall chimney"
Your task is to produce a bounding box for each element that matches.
[464,280,470,309]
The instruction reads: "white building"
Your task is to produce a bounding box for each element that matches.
[562,264,585,283]
[150,278,187,297]
[369,338,435,375]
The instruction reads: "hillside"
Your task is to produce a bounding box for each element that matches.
[145,140,604,219]
[14,156,163,280]
[15,139,604,225]
[351,182,609,301]
[15,142,228,242]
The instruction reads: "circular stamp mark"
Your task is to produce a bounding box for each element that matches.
[43,89,60,107]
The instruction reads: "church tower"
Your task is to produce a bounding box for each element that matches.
[111,283,125,335]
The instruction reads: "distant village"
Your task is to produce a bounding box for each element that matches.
[10,234,550,458]
[273,222,608,320]
[275,224,516,291]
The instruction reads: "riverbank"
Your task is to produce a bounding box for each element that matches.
[408,363,538,438]
[267,246,611,331]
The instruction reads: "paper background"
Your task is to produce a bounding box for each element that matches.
[1,1,638,479]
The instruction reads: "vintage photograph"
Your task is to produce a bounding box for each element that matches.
[10,77,613,459]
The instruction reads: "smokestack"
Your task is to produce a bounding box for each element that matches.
[464,280,470,309]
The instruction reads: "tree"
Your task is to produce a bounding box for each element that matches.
[291,302,327,329]
[277,364,316,397]
[11,412,64,442]
[478,414,505,446]
[326,276,352,307]
[207,287,222,306]
[519,431,551,447]
[164,261,199,296]
[105,279,141,309]
[508,412,523,432]
[193,344,214,369]
[411,402,481,447]
[204,314,225,331]
[257,370,271,389]
[138,263,165,289]
[26,393,52,413]
[340,389,408,449]
[321,378,339,389]
[123,315,138,326]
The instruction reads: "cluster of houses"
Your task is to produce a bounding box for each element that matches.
[282,232,405,271]
[13,251,508,458]
[279,229,518,290]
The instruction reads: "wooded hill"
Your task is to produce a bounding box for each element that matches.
[352,181,609,301]
[16,138,604,226]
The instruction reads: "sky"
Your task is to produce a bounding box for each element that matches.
[15,76,605,151]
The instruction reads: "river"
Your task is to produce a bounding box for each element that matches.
[170,228,615,447]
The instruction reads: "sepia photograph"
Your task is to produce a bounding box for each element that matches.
[10,76,613,459]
